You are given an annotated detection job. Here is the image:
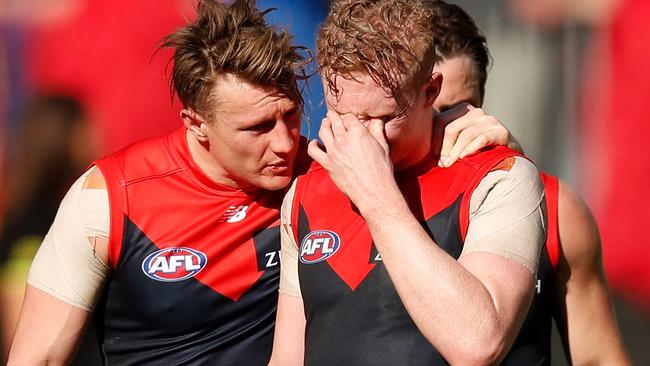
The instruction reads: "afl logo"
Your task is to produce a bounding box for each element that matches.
[299,230,341,264]
[142,247,208,282]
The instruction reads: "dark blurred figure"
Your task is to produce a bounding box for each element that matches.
[0,95,101,365]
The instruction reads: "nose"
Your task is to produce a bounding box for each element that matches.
[269,119,298,156]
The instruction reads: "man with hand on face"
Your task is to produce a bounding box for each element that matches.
[270,0,547,365]
[431,1,630,364]
[7,1,520,365]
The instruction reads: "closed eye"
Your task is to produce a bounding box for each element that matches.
[246,120,276,133]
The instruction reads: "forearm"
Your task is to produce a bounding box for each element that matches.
[363,199,531,365]
[557,276,630,365]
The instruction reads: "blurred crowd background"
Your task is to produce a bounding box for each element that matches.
[0,0,648,364]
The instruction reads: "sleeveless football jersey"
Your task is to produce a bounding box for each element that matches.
[291,146,552,365]
[93,127,283,365]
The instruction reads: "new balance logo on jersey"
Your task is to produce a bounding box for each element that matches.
[142,247,208,282]
[299,230,341,264]
[223,205,249,223]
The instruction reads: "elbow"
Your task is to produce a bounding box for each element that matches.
[442,335,508,366]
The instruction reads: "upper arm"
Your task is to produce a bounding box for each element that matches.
[459,157,546,346]
[7,286,92,366]
[269,293,306,366]
[270,181,306,365]
[553,180,630,365]
[279,180,302,298]
[27,167,110,310]
[8,168,111,364]
[461,157,546,274]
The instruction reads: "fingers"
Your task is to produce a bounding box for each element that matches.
[438,107,512,167]
[307,139,328,166]
[327,110,346,139]
[367,119,388,151]
[438,106,475,167]
[458,133,493,160]
[319,117,335,148]
[443,125,481,166]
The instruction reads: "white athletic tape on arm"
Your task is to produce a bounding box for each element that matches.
[461,157,546,274]
[27,169,111,311]
[278,179,302,298]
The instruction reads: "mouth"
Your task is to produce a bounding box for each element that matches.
[266,161,291,175]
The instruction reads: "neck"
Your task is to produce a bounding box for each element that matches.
[185,130,253,191]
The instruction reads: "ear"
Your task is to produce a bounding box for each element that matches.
[181,108,209,142]
[423,72,443,108]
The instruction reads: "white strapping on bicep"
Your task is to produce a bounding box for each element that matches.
[27,167,111,311]
[460,157,546,274]
[278,179,302,298]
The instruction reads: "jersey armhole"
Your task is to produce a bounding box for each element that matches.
[93,157,126,269]
[540,173,561,272]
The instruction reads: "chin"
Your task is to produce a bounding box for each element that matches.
[255,174,293,191]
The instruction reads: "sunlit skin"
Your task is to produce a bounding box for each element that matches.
[433,55,482,111]
[184,74,301,192]
[323,73,441,171]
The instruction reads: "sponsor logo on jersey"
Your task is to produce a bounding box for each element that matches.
[299,230,341,264]
[223,205,249,223]
[142,247,208,282]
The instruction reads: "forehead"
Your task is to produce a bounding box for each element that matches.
[324,73,399,117]
[211,74,297,121]
[434,55,481,107]
[435,55,477,89]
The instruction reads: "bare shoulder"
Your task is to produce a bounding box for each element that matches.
[557,180,601,270]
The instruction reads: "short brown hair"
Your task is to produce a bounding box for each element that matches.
[427,0,490,102]
[160,0,306,118]
[317,0,437,116]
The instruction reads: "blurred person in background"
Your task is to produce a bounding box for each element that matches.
[0,95,101,364]
[429,1,630,365]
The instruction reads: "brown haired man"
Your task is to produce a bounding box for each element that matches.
[430,1,630,364]
[7,1,519,365]
[271,0,547,365]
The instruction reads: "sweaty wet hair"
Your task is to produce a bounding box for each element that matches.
[317,0,437,116]
[427,0,490,102]
[160,0,306,118]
